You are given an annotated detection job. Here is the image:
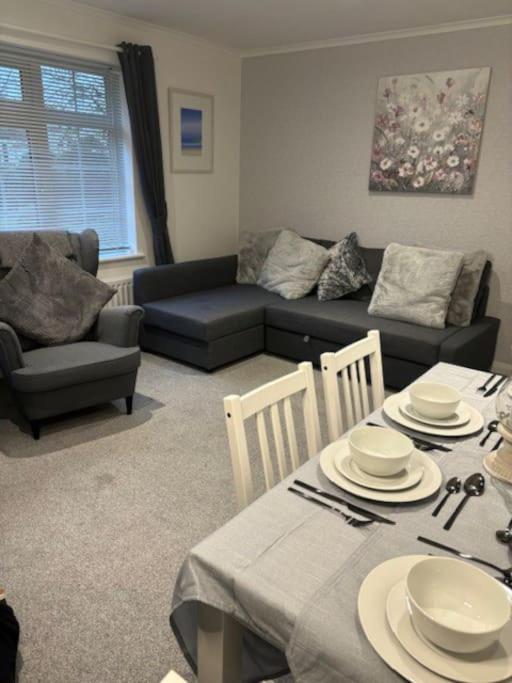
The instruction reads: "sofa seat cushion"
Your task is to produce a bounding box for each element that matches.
[142,285,281,342]
[265,297,461,366]
[12,342,140,393]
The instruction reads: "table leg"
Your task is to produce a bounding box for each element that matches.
[197,604,243,683]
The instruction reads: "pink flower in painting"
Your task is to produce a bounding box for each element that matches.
[463,158,475,170]
[412,177,425,189]
[371,170,385,183]
[398,162,415,177]
[469,119,482,133]
[424,157,438,172]
[433,168,447,182]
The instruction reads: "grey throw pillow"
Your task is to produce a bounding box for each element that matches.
[236,229,282,284]
[368,243,463,329]
[0,233,115,345]
[446,251,487,327]
[257,230,330,300]
[317,232,372,301]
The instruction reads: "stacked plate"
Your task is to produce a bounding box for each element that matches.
[358,555,512,683]
[383,382,484,438]
[320,437,442,504]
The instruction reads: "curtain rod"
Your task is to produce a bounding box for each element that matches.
[0,22,122,53]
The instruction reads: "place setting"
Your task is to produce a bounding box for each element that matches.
[318,423,443,504]
[382,382,485,439]
[358,553,512,683]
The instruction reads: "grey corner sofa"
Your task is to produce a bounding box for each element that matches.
[133,239,500,389]
[0,229,144,439]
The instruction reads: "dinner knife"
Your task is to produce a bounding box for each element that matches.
[484,375,507,398]
[293,479,395,525]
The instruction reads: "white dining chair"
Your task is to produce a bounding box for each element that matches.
[224,361,322,509]
[160,670,186,682]
[321,330,385,443]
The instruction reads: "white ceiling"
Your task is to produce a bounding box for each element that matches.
[77,0,512,51]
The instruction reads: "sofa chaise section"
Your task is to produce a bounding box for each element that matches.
[134,257,281,369]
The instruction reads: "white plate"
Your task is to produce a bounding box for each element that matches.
[320,439,442,503]
[386,579,512,683]
[384,393,484,438]
[358,555,446,682]
[400,394,471,428]
[335,451,424,491]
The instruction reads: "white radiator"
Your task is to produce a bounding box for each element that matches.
[103,277,134,308]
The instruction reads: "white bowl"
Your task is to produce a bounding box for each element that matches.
[409,383,461,420]
[406,557,511,654]
[348,426,413,477]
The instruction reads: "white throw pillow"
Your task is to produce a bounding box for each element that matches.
[368,243,463,329]
[258,230,330,300]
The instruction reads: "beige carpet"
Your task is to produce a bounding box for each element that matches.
[0,352,312,682]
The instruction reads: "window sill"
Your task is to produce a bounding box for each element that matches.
[100,252,146,264]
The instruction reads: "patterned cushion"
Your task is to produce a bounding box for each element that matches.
[446,251,487,327]
[368,243,463,329]
[236,229,282,284]
[257,230,330,300]
[317,232,372,301]
[0,233,114,345]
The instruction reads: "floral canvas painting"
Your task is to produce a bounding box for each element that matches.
[369,67,490,194]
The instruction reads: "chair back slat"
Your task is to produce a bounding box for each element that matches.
[224,361,322,509]
[321,331,385,442]
[256,411,274,490]
[283,396,300,471]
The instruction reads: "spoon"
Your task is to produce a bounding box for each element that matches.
[432,477,461,517]
[443,473,485,531]
[496,518,512,545]
[479,420,498,447]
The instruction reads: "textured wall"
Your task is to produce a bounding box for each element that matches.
[240,26,512,364]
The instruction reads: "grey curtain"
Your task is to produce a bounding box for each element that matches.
[118,42,174,265]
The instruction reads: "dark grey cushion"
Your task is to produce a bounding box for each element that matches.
[317,232,372,301]
[0,233,114,345]
[143,285,281,342]
[236,229,281,284]
[12,342,140,393]
[0,230,73,267]
[264,297,462,366]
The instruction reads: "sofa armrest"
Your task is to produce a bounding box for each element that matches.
[439,316,500,370]
[95,306,144,347]
[133,255,238,305]
[0,322,24,382]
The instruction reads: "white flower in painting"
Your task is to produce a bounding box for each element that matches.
[395,136,406,146]
[380,158,393,170]
[447,155,460,168]
[412,176,425,188]
[433,145,445,157]
[416,159,425,174]
[398,162,415,177]
[448,111,464,125]
[414,117,431,134]
[432,128,449,142]
[407,145,420,159]
[444,143,455,154]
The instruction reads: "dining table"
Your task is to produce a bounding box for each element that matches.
[170,362,512,683]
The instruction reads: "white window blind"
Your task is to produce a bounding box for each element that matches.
[0,45,135,258]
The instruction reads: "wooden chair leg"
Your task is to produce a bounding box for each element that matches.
[125,396,133,415]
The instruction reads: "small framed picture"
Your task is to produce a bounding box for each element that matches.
[169,88,214,173]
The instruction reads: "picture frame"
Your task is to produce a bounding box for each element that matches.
[169,88,214,173]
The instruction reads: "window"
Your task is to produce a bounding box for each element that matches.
[0,46,136,259]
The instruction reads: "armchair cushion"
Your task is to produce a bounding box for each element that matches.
[95,306,144,347]
[11,342,140,393]
[0,234,115,345]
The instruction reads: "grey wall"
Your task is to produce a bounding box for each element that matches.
[240,25,512,364]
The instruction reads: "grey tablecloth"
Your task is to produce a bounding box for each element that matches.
[171,363,512,681]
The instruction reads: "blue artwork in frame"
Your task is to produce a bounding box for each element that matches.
[180,107,202,156]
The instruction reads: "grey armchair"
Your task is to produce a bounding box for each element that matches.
[0,229,143,439]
